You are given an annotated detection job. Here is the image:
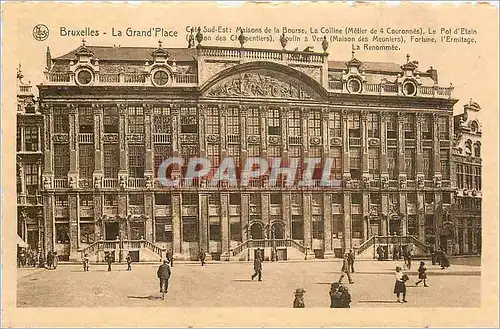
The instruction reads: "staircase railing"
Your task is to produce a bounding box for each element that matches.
[355,235,430,256]
[141,239,166,257]
[354,235,375,255]
[229,239,307,257]
[78,240,101,257]
[408,235,429,252]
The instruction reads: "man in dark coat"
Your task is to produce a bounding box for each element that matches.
[340,253,354,284]
[251,253,262,281]
[166,249,173,267]
[348,249,355,273]
[199,249,206,266]
[105,253,112,271]
[126,253,132,271]
[157,260,171,294]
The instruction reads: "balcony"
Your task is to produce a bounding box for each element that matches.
[128,178,145,188]
[227,135,240,144]
[54,179,68,188]
[153,133,172,144]
[79,133,94,144]
[17,195,42,206]
[103,178,118,188]
[288,136,302,145]
[174,74,197,84]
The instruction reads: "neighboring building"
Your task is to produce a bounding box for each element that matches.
[16,65,44,253]
[451,101,482,255]
[37,34,458,262]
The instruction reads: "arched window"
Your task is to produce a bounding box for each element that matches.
[474,142,481,157]
[470,121,479,133]
[465,140,472,155]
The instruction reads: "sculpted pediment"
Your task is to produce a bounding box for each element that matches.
[204,69,323,100]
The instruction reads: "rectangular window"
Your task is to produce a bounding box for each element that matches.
[291,194,302,205]
[78,105,94,133]
[227,107,240,135]
[349,147,361,179]
[154,145,172,176]
[440,150,450,180]
[407,193,417,204]
[421,114,432,140]
[25,164,39,195]
[367,113,379,138]
[246,108,260,136]
[104,194,118,206]
[209,221,221,241]
[227,144,241,168]
[208,193,220,205]
[206,107,219,135]
[230,221,242,241]
[288,109,301,136]
[407,215,417,237]
[386,113,397,139]
[155,217,173,242]
[25,126,39,151]
[182,217,199,242]
[53,105,69,133]
[247,145,260,157]
[103,106,119,133]
[474,166,481,190]
[423,149,433,180]
[312,216,324,239]
[80,223,96,244]
[439,116,449,140]
[55,223,70,244]
[54,144,70,178]
[180,106,198,133]
[308,110,322,137]
[351,215,362,238]
[128,106,144,134]
[79,195,94,206]
[387,149,398,179]
[129,194,144,206]
[465,165,472,190]
[332,194,342,204]
[128,145,145,178]
[268,145,281,158]
[329,112,342,137]
[292,216,304,240]
[330,147,342,180]
[103,144,119,178]
[425,215,435,235]
[456,164,464,189]
[442,192,451,204]
[229,194,241,205]
[333,214,343,238]
[183,193,198,205]
[79,144,95,179]
[207,144,220,168]
[368,148,380,179]
[349,113,360,137]
[155,194,171,205]
[403,114,415,139]
[153,107,171,134]
[370,193,381,204]
[55,195,68,207]
[352,193,362,204]
[425,192,434,204]
[268,108,281,136]
[17,126,21,152]
[270,193,281,205]
[404,148,415,179]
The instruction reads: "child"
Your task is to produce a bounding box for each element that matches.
[293,288,306,308]
[394,266,407,303]
[415,261,429,287]
[83,253,90,272]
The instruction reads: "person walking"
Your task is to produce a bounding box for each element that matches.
[83,253,90,272]
[105,253,112,272]
[157,260,172,295]
[251,253,262,281]
[46,251,53,269]
[126,253,132,271]
[166,249,174,267]
[430,247,436,265]
[293,288,306,308]
[330,282,351,308]
[340,253,354,284]
[393,266,408,303]
[415,261,429,287]
[440,251,450,269]
[53,251,59,269]
[199,249,206,266]
[348,249,355,273]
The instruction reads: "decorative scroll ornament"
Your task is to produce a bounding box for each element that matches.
[206,135,220,143]
[342,173,353,188]
[69,176,77,189]
[145,176,154,189]
[52,134,69,143]
[381,175,389,189]
[417,175,425,188]
[247,135,260,144]
[207,72,316,100]
[399,175,407,189]
[433,175,442,188]
[94,176,102,189]
[310,136,321,146]
[268,136,280,145]
[330,137,342,146]
[43,176,52,189]
[127,134,144,143]
[103,133,119,143]
[368,138,380,147]
[362,175,370,189]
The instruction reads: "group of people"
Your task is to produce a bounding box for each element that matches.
[393,260,429,303]
[431,248,451,269]
[292,282,352,308]
[17,247,38,268]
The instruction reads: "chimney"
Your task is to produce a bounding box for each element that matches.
[46,46,52,70]
[426,66,438,84]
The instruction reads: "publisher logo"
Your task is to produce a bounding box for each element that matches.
[33,24,49,41]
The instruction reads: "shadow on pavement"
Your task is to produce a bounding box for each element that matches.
[127,295,164,300]
[357,300,399,304]
[232,279,254,282]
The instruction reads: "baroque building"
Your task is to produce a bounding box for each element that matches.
[37,34,461,262]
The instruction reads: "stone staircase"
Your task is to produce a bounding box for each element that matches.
[224,239,308,261]
[78,239,165,262]
[354,235,430,259]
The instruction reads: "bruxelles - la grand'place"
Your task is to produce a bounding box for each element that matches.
[16,30,481,264]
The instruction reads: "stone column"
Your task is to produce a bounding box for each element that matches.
[463,226,469,253]
[144,192,154,242]
[323,193,334,258]
[239,106,247,173]
[281,107,289,155]
[417,193,425,242]
[261,192,270,225]
[415,113,423,175]
[381,193,389,236]
[341,110,350,176]
[199,194,208,251]
[199,104,207,159]
[171,193,182,256]
[68,104,79,184]
[433,113,441,174]
[93,193,103,240]
[380,111,388,174]
[220,193,229,253]
[43,194,55,253]
[343,192,352,251]
[397,112,406,178]
[400,193,407,235]
[434,192,442,249]
[241,193,250,240]
[118,104,128,183]
[93,104,104,186]
[68,193,79,260]
[302,108,309,155]
[144,104,154,177]
[282,193,291,238]
[362,193,369,240]
[41,103,54,176]
[361,111,369,174]
[259,106,268,159]
[219,105,227,160]
[303,193,312,248]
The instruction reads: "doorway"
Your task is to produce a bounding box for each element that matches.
[249,222,263,239]
[105,222,120,240]
[389,218,401,236]
[271,221,285,239]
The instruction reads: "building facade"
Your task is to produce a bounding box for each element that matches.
[36,34,461,261]
[451,101,482,255]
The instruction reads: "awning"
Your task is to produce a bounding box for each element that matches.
[17,235,29,248]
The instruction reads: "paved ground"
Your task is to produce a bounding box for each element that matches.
[17,257,480,308]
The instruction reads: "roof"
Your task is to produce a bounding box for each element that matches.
[328,60,402,73]
[54,46,197,62]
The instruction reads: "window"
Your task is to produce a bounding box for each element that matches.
[104,194,118,206]
[288,109,301,136]
[209,220,221,241]
[230,221,242,241]
[54,144,70,178]
[76,69,93,85]
[407,215,417,236]
[180,107,198,133]
[332,194,342,204]
[473,167,481,190]
[349,113,360,138]
[227,144,240,169]
[78,105,94,133]
[421,115,432,140]
[129,194,144,206]
[351,215,362,238]
[403,114,415,139]
[103,144,119,178]
[25,164,39,195]
[312,216,324,239]
[425,215,435,235]
[248,145,260,157]
[423,149,432,180]
[440,150,450,180]
[79,144,95,179]
[209,193,220,205]
[153,107,171,134]
[80,223,95,244]
[268,108,281,135]
[370,193,381,204]
[367,113,379,138]
[207,144,220,168]
[270,193,281,205]
[128,145,145,178]
[155,217,173,242]
[425,192,434,204]
[465,140,472,155]
[227,107,240,135]
[246,108,260,136]
[206,107,219,135]
[329,112,341,137]
[442,192,451,204]
[155,194,171,205]
[387,149,398,179]
[55,223,70,244]
[308,110,322,137]
[368,148,380,179]
[182,217,199,242]
[291,194,302,205]
[183,193,198,205]
[404,148,415,179]
[474,143,481,158]
[465,165,472,189]
[79,195,93,206]
[352,193,362,204]
[438,116,449,140]
[330,147,342,180]
[103,106,119,133]
[333,214,343,238]
[407,193,417,204]
[128,106,144,134]
[55,195,68,206]
[25,126,39,151]
[291,215,303,240]
[349,147,361,179]
[53,105,69,133]
[386,113,397,139]
[456,164,464,189]
[154,145,172,176]
[268,145,281,159]
[153,70,169,86]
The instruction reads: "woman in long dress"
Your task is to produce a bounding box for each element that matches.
[393,266,407,303]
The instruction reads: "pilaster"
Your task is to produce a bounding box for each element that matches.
[341,110,350,172]
[323,193,334,258]
[362,192,369,240]
[434,192,442,249]
[93,104,104,187]
[303,193,312,247]
[68,193,79,260]
[144,192,154,242]
[343,192,352,250]
[93,193,103,239]
[261,192,270,225]
[43,194,54,253]
[361,111,369,173]
[381,193,389,235]
[144,104,154,174]
[220,193,229,253]
[171,105,180,157]
[400,193,407,235]
[433,113,441,173]
[415,113,423,174]
[260,106,268,158]
[68,104,79,185]
[199,194,209,250]
[118,104,128,183]
[417,193,425,242]
[380,111,388,173]
[241,193,250,240]
[282,192,291,239]
[172,193,182,255]
[281,107,289,154]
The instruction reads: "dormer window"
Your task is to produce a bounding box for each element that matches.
[152,69,169,87]
[403,80,417,96]
[470,121,479,133]
[347,77,362,93]
[76,68,94,86]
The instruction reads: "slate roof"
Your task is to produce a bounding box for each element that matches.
[328,60,402,73]
[54,46,197,62]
